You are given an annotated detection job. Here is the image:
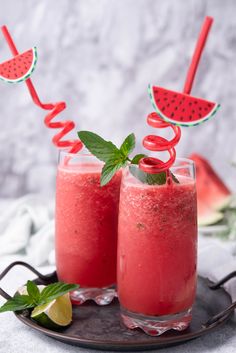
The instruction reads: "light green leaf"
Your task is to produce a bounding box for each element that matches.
[39,283,79,304]
[131,154,147,164]
[101,160,126,186]
[26,280,40,303]
[78,131,122,162]
[120,133,135,158]
[0,294,35,313]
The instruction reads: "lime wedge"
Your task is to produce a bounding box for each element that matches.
[31,293,72,329]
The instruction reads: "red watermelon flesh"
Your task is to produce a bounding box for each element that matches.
[149,85,220,127]
[189,153,231,226]
[0,47,37,83]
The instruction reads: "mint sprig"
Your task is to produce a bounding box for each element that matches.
[0,281,78,313]
[78,131,179,186]
[78,131,137,186]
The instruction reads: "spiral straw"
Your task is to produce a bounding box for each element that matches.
[1,25,83,154]
[140,16,213,174]
[139,112,181,174]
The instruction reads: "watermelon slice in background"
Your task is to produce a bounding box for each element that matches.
[189,153,232,226]
[149,85,220,127]
[0,47,37,83]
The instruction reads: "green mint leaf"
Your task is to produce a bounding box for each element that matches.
[26,280,40,303]
[120,133,135,158]
[131,154,147,164]
[101,160,126,186]
[78,131,122,163]
[129,165,167,185]
[39,283,79,304]
[0,294,35,313]
[129,166,179,185]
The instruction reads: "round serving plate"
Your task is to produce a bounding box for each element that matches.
[0,262,233,351]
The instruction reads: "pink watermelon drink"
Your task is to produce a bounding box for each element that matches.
[56,152,121,305]
[117,159,197,335]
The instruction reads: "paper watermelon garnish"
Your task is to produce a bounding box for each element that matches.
[0,47,37,83]
[148,85,220,127]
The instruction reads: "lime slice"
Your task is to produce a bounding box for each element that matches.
[31,293,72,329]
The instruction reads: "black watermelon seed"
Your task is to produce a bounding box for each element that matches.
[192,110,195,113]
[180,101,183,104]
[162,107,165,111]
[157,99,160,102]
[194,101,198,104]
[199,107,202,111]
[174,94,177,98]
[208,104,212,107]
[171,100,175,103]
[171,113,174,118]
[189,115,192,120]
[164,98,167,101]
[175,106,178,110]
[167,104,170,107]
[182,108,185,112]
[180,117,183,121]
[198,113,202,118]
[189,102,192,106]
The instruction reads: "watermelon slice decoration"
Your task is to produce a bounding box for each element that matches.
[189,153,231,226]
[0,47,37,83]
[148,85,220,127]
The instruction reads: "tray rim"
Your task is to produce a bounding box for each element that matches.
[13,275,233,351]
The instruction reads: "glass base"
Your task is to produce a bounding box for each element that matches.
[70,286,117,305]
[121,306,192,336]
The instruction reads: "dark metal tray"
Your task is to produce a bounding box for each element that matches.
[0,261,235,351]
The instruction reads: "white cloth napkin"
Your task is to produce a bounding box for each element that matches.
[0,195,236,313]
[0,195,55,266]
[198,234,236,306]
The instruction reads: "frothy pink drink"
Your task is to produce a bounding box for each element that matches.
[56,153,121,304]
[117,161,197,334]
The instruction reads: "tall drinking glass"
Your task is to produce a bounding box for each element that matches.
[56,151,121,305]
[117,159,197,335]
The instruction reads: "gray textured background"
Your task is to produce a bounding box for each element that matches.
[0,0,235,197]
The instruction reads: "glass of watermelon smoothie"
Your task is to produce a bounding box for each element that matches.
[117,158,197,335]
[56,151,121,305]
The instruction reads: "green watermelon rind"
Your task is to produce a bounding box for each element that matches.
[0,47,38,84]
[148,84,220,127]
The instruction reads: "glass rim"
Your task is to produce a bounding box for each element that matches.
[126,157,194,169]
[169,157,194,169]
[58,150,102,166]
[58,150,94,158]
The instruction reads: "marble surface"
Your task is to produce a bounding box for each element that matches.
[0,0,236,197]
